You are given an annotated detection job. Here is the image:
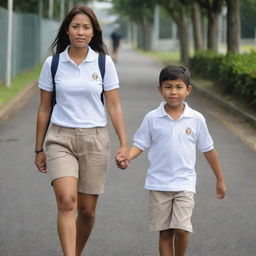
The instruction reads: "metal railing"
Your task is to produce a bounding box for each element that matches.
[0,7,59,84]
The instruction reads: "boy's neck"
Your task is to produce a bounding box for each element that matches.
[164,102,185,120]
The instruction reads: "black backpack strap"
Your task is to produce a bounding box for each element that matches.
[51,54,60,106]
[98,53,106,105]
[45,54,59,134]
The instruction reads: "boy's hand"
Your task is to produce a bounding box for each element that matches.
[216,180,227,199]
[115,149,129,170]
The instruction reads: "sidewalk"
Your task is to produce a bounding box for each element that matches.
[0,81,37,123]
[192,80,256,128]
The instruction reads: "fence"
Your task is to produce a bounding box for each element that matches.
[0,7,59,83]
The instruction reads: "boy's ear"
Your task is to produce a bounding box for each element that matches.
[187,85,192,95]
[158,85,162,93]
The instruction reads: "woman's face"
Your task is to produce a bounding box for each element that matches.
[67,13,94,49]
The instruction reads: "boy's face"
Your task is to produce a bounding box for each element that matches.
[158,79,192,109]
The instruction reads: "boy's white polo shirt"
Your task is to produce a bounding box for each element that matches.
[38,46,119,128]
[133,102,214,193]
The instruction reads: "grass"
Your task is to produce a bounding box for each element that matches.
[135,49,181,65]
[0,64,42,110]
[241,45,256,53]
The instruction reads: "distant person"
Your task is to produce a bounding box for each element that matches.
[116,65,227,256]
[110,24,122,63]
[34,5,128,256]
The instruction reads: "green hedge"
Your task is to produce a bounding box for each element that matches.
[189,50,256,109]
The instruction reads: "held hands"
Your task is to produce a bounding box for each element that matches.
[216,179,227,199]
[115,147,129,170]
[34,152,47,173]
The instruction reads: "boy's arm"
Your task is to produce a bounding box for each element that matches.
[203,148,227,199]
[128,145,143,161]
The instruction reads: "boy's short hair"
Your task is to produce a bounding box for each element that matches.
[159,65,191,87]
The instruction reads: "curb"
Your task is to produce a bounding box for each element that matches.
[192,85,256,128]
[0,81,37,122]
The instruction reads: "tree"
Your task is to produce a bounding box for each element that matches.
[156,0,191,65]
[111,0,155,51]
[226,0,240,53]
[192,2,204,51]
[196,0,224,51]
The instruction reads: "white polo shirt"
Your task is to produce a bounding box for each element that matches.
[133,102,214,193]
[38,46,119,128]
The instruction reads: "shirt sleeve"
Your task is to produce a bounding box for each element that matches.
[133,115,152,151]
[197,116,214,152]
[38,56,53,92]
[103,55,119,91]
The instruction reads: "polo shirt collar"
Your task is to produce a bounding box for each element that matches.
[156,102,194,118]
[60,45,97,63]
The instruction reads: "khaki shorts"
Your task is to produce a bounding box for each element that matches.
[45,124,110,194]
[149,190,195,233]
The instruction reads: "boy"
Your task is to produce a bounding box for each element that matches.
[117,65,227,256]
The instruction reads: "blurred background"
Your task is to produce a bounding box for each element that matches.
[0,0,256,108]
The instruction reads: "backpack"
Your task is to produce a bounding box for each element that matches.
[50,53,106,106]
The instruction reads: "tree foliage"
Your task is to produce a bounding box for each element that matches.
[111,0,155,24]
[0,0,90,19]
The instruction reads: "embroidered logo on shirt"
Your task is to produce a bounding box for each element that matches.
[185,128,192,134]
[92,72,99,81]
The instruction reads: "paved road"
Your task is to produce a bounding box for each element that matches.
[0,46,256,256]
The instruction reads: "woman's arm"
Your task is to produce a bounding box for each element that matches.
[34,89,53,173]
[105,89,128,158]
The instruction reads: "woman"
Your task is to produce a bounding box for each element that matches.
[34,5,128,256]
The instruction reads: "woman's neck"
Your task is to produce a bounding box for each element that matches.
[68,46,89,65]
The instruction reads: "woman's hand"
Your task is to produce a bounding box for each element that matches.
[34,152,47,173]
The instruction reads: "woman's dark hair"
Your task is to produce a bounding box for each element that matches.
[50,5,107,54]
[159,65,191,87]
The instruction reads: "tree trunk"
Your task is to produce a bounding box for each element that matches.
[226,0,240,53]
[207,11,219,51]
[176,8,189,66]
[192,3,203,51]
[141,13,152,51]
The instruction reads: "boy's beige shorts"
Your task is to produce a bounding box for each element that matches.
[149,190,195,233]
[45,124,110,195]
